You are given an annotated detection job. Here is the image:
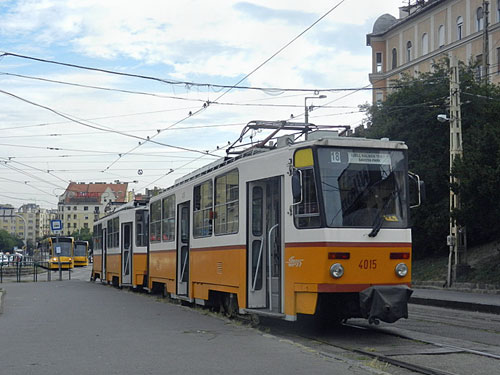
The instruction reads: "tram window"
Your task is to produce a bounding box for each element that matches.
[252,186,263,237]
[214,169,239,235]
[93,224,102,250]
[294,168,321,228]
[136,210,148,247]
[193,180,213,238]
[150,200,161,243]
[162,195,175,241]
[107,217,119,248]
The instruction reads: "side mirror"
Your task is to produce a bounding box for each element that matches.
[291,170,302,201]
[409,172,425,208]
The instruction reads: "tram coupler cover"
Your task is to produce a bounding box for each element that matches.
[359,285,413,323]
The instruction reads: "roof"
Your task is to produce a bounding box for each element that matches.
[60,182,128,204]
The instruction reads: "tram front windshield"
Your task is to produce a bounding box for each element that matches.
[74,243,86,257]
[51,239,72,257]
[317,147,408,228]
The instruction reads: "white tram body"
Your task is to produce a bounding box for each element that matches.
[139,129,415,323]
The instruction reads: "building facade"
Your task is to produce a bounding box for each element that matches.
[57,182,129,236]
[367,0,500,103]
[0,204,56,247]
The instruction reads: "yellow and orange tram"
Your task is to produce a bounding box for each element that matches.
[92,122,422,324]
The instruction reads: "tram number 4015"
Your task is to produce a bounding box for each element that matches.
[358,259,377,270]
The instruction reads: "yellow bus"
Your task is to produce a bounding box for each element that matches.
[74,240,89,267]
[38,236,74,270]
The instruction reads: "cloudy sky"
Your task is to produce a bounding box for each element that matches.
[0,0,404,209]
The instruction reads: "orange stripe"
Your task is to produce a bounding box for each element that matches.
[191,244,246,252]
[286,242,411,248]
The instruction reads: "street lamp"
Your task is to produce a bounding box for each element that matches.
[304,95,327,124]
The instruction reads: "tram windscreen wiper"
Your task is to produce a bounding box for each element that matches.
[368,190,398,237]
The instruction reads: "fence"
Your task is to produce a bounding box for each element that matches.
[0,256,72,283]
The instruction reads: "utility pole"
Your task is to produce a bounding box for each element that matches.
[482,0,489,81]
[446,56,467,287]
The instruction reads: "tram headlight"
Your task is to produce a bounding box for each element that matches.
[395,263,408,277]
[329,263,344,279]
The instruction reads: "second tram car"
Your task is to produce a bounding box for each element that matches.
[92,123,422,324]
[92,200,149,288]
[74,240,89,267]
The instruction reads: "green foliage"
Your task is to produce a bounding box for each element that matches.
[360,60,500,259]
[70,227,92,243]
[0,229,24,252]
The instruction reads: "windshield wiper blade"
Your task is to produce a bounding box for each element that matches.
[368,191,397,237]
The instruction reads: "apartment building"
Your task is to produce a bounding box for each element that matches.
[0,204,56,246]
[57,181,129,236]
[367,0,500,103]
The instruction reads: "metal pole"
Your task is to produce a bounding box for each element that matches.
[446,56,465,287]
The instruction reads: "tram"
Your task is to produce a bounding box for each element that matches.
[92,200,149,288]
[74,240,89,267]
[92,122,422,324]
[38,236,75,270]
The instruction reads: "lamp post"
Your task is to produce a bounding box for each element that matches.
[304,95,327,124]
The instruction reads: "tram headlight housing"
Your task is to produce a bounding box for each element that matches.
[395,263,408,277]
[329,263,344,279]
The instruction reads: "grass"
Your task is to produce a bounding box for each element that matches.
[412,240,500,287]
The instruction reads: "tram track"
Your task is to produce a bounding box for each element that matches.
[248,314,500,375]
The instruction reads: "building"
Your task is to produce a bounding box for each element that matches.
[0,204,56,247]
[367,0,500,103]
[57,182,129,236]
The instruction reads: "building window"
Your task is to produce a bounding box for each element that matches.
[457,16,463,40]
[161,195,175,242]
[67,207,71,211]
[73,206,77,210]
[476,54,483,80]
[477,7,484,31]
[406,41,412,62]
[375,52,382,73]
[375,91,384,105]
[73,214,77,219]
[84,216,88,220]
[497,48,500,73]
[214,169,239,235]
[67,214,71,219]
[84,206,88,211]
[193,180,213,238]
[391,48,397,69]
[421,33,428,55]
[73,223,77,228]
[83,223,88,229]
[438,25,445,47]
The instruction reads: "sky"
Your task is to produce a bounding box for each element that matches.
[0,0,405,209]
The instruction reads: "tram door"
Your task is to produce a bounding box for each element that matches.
[176,202,190,296]
[247,177,282,312]
[102,228,107,283]
[121,222,132,285]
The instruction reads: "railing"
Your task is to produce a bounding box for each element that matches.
[0,257,72,283]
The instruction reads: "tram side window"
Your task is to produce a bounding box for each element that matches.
[214,169,239,235]
[193,180,213,238]
[93,224,102,250]
[107,217,119,248]
[136,210,148,247]
[294,168,321,228]
[162,195,175,241]
[150,200,161,243]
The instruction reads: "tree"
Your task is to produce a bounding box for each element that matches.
[70,227,92,243]
[359,60,500,258]
[0,229,24,252]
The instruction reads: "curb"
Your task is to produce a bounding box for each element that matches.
[410,296,500,315]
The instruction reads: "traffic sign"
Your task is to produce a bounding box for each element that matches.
[50,219,63,231]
